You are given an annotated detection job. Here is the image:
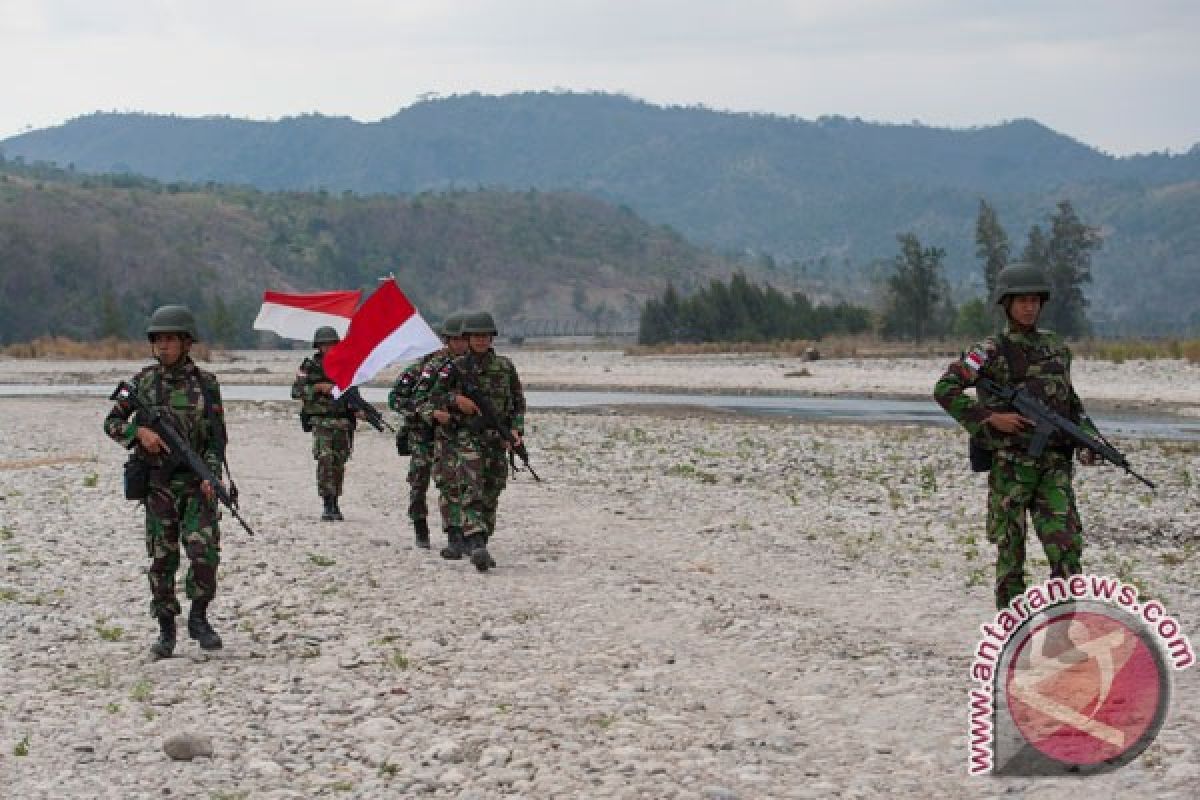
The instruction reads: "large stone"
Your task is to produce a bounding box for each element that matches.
[162,732,214,761]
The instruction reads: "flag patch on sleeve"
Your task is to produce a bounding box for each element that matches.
[962,347,987,372]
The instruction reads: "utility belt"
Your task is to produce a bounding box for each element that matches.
[299,410,355,433]
[971,438,1074,472]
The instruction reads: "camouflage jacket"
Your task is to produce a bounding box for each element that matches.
[388,351,445,426]
[291,352,352,426]
[104,356,226,479]
[934,328,1097,458]
[420,349,526,441]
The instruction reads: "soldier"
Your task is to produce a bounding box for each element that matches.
[292,326,356,521]
[388,312,467,548]
[104,305,228,657]
[424,310,526,572]
[934,263,1099,610]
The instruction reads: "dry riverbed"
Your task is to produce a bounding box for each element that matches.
[1,351,1198,798]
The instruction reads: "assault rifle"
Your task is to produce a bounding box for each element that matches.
[452,358,541,481]
[111,381,258,535]
[975,376,1155,489]
[340,386,395,433]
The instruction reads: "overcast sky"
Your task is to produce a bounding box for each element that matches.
[3,0,1197,156]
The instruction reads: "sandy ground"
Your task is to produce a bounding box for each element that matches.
[1,351,1198,798]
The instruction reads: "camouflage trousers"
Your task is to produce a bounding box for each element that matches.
[443,432,508,538]
[144,471,220,618]
[406,430,435,522]
[987,451,1084,609]
[432,437,462,533]
[312,420,353,497]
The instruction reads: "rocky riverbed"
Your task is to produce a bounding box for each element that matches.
[1,353,1199,798]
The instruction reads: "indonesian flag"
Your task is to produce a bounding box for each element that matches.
[252,289,362,341]
[323,279,442,396]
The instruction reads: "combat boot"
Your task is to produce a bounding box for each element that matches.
[480,534,498,569]
[150,614,176,659]
[413,518,431,549]
[321,495,336,521]
[187,600,223,651]
[440,527,465,560]
[466,533,493,573]
[331,496,344,521]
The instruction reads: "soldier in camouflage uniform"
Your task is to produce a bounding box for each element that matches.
[423,310,526,572]
[388,313,467,549]
[934,263,1099,609]
[104,305,228,657]
[292,326,356,521]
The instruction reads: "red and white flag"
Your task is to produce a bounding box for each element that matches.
[323,279,442,396]
[252,289,362,342]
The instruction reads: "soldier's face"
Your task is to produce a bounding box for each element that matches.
[448,335,469,356]
[467,333,493,354]
[1008,295,1042,329]
[150,333,188,366]
[317,343,334,355]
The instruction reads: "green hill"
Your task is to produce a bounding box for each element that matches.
[4,91,1200,332]
[0,162,742,345]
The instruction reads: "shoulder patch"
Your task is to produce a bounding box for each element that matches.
[962,345,989,373]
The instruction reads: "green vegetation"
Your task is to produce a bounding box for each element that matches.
[639,272,869,345]
[0,155,737,346]
[95,619,124,641]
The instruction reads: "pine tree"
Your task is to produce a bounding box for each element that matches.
[1044,200,1100,337]
[974,199,1010,297]
[881,233,950,342]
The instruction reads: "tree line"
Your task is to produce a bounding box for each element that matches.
[639,199,1101,345]
[638,272,871,345]
[881,199,1100,341]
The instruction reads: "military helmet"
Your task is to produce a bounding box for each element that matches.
[460,310,498,336]
[312,326,341,347]
[439,312,466,337]
[993,262,1051,305]
[145,304,199,340]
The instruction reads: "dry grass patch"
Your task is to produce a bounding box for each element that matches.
[1,336,211,360]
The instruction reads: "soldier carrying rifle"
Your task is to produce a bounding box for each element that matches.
[934,263,1106,610]
[104,305,231,658]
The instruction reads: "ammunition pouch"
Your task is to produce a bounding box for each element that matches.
[300,411,313,433]
[123,455,150,500]
[396,423,412,456]
[969,438,993,473]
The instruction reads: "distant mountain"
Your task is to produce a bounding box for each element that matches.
[4,91,1200,332]
[0,162,743,345]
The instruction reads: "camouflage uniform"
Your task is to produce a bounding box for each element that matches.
[935,329,1096,609]
[425,348,526,565]
[104,356,225,619]
[292,352,355,503]
[389,352,443,530]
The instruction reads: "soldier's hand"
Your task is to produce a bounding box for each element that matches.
[454,394,480,415]
[986,412,1032,435]
[509,429,523,449]
[135,426,170,455]
[1078,448,1100,466]
[432,410,451,425]
[200,480,215,503]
